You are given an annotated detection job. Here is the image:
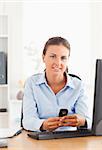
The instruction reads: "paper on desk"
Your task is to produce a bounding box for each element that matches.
[0,127,22,139]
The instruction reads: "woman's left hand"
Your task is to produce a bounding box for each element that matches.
[59,114,86,127]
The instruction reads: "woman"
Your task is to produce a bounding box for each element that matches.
[23,37,91,131]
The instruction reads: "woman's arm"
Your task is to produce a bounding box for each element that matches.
[22,78,45,131]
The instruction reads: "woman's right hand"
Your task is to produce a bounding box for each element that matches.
[42,117,61,131]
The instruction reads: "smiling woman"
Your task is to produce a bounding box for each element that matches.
[22,37,91,132]
[42,37,70,89]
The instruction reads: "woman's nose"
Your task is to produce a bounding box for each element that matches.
[55,58,62,65]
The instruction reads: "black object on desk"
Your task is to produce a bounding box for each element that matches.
[27,129,93,140]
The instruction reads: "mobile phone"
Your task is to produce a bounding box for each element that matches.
[59,109,68,117]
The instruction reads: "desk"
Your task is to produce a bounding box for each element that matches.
[1,131,102,150]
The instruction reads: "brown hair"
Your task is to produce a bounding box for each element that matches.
[43,36,71,56]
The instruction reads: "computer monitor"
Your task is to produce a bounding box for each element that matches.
[92,59,102,135]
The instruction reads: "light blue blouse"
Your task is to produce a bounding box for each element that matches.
[23,72,91,131]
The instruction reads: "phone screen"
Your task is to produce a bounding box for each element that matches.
[59,109,68,117]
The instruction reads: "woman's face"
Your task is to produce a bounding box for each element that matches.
[43,45,70,76]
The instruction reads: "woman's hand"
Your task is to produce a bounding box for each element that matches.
[59,114,86,127]
[42,117,61,131]
[41,114,86,131]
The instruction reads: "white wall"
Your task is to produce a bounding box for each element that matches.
[23,2,92,79]
[91,2,102,58]
[90,2,102,104]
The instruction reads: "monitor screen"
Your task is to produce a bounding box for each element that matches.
[92,59,102,135]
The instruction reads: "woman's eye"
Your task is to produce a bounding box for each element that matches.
[61,57,67,61]
[50,55,55,58]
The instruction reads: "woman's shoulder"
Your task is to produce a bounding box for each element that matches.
[32,73,44,79]
[25,72,44,85]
